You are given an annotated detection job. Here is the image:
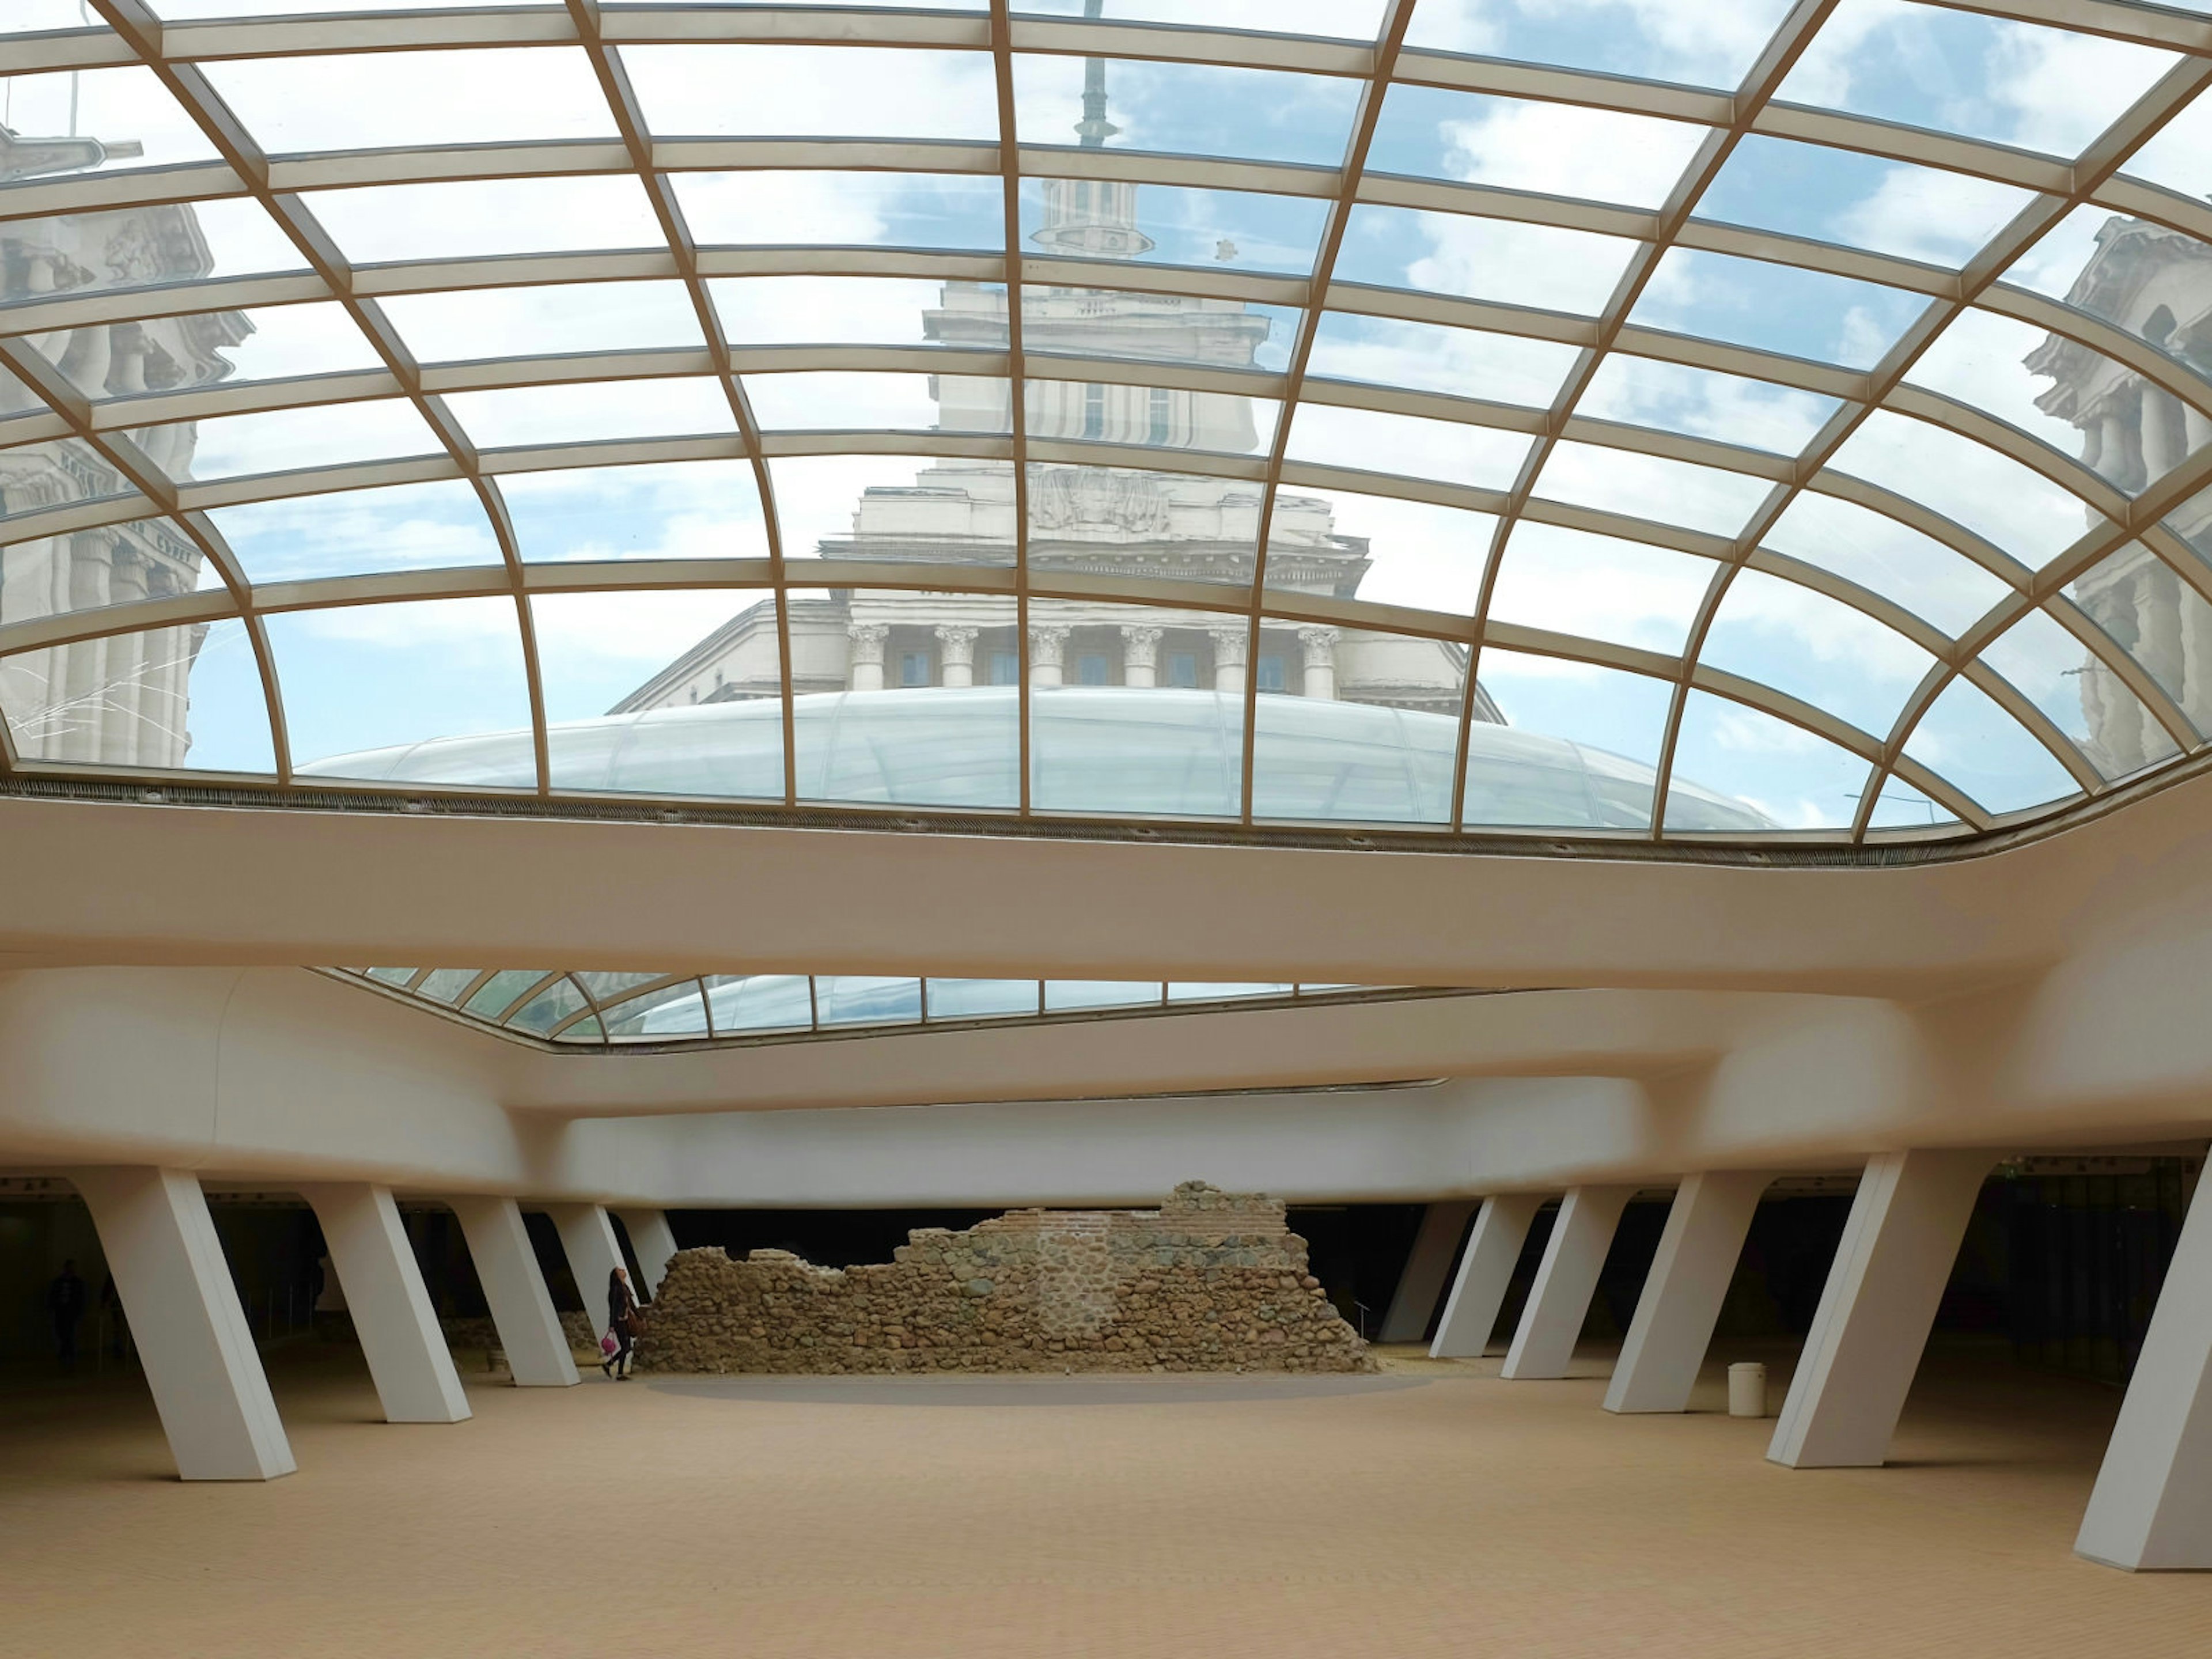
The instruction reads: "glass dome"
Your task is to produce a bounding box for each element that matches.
[300,684,1774,831]
[3,0,2210,844]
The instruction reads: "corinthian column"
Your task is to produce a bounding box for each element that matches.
[1029,624,1070,688]
[1298,626,1339,700]
[1208,625,1248,694]
[847,622,888,692]
[1120,624,1162,688]
[935,624,979,688]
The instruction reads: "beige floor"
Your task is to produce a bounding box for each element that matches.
[2,1338,2206,1658]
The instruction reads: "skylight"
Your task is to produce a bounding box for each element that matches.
[2,0,2207,844]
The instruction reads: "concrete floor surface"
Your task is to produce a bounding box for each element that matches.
[1,1337,2206,1657]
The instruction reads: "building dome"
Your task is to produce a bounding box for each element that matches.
[299,687,1771,832]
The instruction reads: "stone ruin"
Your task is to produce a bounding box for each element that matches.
[635,1182,1374,1374]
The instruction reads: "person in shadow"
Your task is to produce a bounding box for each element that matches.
[47,1260,87,1374]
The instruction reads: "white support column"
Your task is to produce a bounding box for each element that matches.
[301,1184,470,1425]
[2076,1167,2212,1570]
[1298,626,1339,700]
[616,1209,680,1300]
[1767,1150,1990,1469]
[1605,1172,1770,1414]
[71,1168,295,1481]
[547,1203,628,1336]
[1501,1185,1635,1381]
[1429,1194,1543,1359]
[450,1197,577,1388]
[1380,1201,1476,1343]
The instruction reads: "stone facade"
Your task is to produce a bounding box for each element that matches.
[636,1183,1372,1375]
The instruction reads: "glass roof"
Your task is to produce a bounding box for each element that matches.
[332,965,1403,1049]
[3,2,2210,844]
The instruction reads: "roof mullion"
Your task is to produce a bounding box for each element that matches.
[988,0,1033,816]
[0,334,286,782]
[1236,0,1416,827]
[1909,0,2212,55]
[563,0,798,806]
[88,0,563,792]
[1460,0,1845,836]
[1701,54,2212,841]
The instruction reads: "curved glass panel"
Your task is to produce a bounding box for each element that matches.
[1368,88,1709,210]
[1773,1,2176,159]
[1698,137,2034,269]
[0,615,272,774]
[1267,487,1490,615]
[9,7,2207,845]
[1578,357,1838,456]
[213,481,500,584]
[1475,650,1679,832]
[503,461,768,565]
[1699,568,1937,741]
[1978,605,2178,782]
[1665,690,1870,832]
[1903,675,2079,816]
[277,597,532,786]
[1487,523,1710,655]
[1762,491,2012,638]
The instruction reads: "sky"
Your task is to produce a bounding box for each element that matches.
[5,0,2210,831]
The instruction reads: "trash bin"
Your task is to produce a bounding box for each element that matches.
[1728,1361,1767,1418]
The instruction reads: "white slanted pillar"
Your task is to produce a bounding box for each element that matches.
[72,1168,295,1480]
[1768,1149,1990,1468]
[301,1184,470,1424]
[1501,1185,1636,1380]
[1429,1194,1543,1359]
[616,1209,680,1300]
[451,1197,577,1387]
[1381,1201,1476,1343]
[1605,1172,1770,1414]
[547,1203,630,1332]
[2075,1165,2212,1570]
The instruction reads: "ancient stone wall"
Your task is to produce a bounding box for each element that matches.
[637,1183,1372,1374]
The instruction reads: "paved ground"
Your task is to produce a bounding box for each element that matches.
[1,1336,2205,1657]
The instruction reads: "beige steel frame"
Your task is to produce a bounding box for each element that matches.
[0,0,2207,844]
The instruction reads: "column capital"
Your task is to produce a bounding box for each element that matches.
[1297,625,1340,664]
[1207,624,1249,665]
[847,622,889,650]
[1029,624,1070,662]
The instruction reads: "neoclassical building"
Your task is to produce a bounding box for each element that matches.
[0,120,232,767]
[2027,213,2212,774]
[615,73,1494,724]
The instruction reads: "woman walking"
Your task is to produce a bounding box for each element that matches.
[603,1265,641,1380]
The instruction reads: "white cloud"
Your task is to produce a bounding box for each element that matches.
[1411,0,1795,88]
[1578,355,1832,454]
[1487,521,1711,653]
[206,48,615,154]
[444,378,737,449]
[1535,442,1774,537]
[1438,99,1707,209]
[623,46,998,142]
[1285,404,1531,490]
[1401,211,1638,316]
[381,282,705,363]
[1835,165,2033,267]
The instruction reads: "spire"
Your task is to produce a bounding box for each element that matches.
[1030,2,1151,257]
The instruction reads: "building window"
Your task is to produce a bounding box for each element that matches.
[1167,652,1199,688]
[1082,382,1106,441]
[1256,654,1287,692]
[899,651,931,687]
[1147,386,1172,446]
[988,650,1018,685]
[1077,652,1111,685]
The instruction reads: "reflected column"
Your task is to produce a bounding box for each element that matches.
[1299,627,1339,701]
[1209,626,1247,694]
[1031,624,1069,688]
[935,625,979,689]
[847,623,888,692]
[1120,624,1161,688]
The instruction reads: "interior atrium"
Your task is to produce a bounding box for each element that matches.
[3,1,2212,1652]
